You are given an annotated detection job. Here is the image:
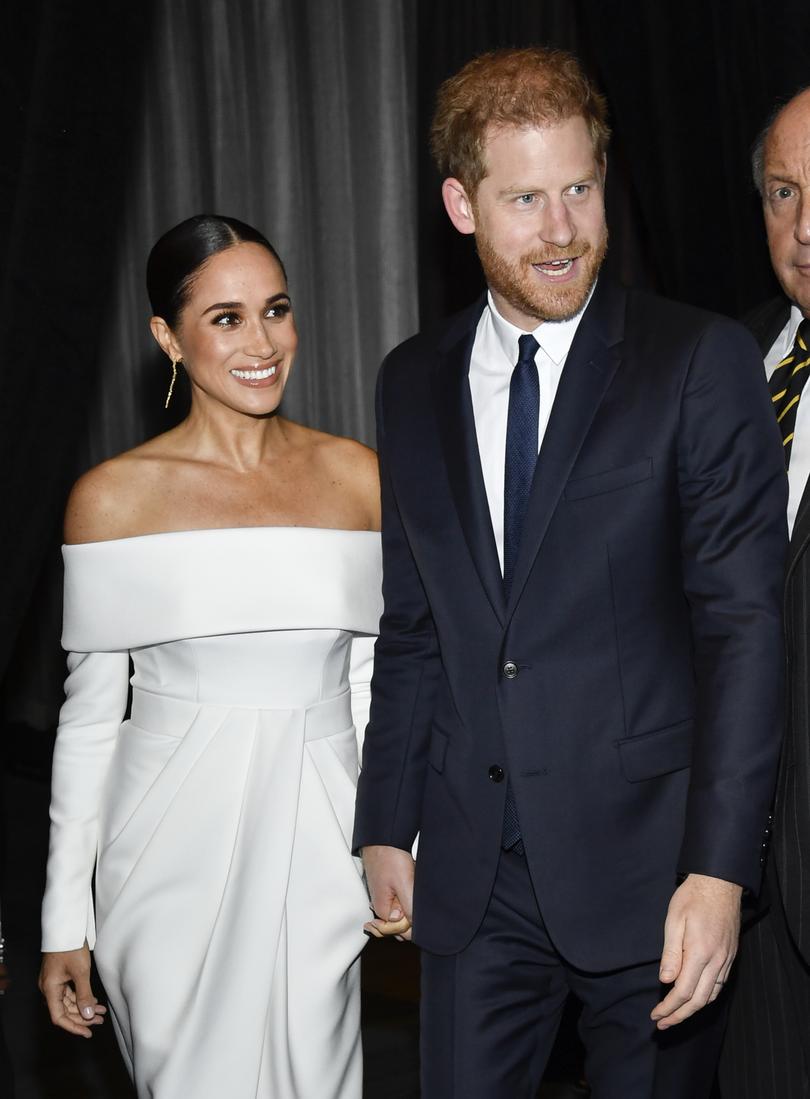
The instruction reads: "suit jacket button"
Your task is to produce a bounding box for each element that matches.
[503,661,518,679]
[488,765,505,783]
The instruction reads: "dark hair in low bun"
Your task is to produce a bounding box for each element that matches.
[146,214,286,328]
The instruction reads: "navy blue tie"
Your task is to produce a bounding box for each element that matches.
[501,333,539,854]
[503,334,540,598]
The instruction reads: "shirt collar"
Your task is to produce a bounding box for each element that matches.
[787,303,808,346]
[486,281,595,366]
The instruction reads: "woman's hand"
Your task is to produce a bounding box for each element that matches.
[39,947,107,1037]
[364,909,412,940]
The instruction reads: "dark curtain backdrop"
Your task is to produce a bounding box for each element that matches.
[3,0,810,744]
[0,0,418,739]
[0,0,157,738]
[585,0,810,317]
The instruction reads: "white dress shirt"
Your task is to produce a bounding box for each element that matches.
[469,289,591,571]
[764,304,810,537]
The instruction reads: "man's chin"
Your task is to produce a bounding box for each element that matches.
[477,236,606,326]
[501,280,595,325]
[533,291,593,322]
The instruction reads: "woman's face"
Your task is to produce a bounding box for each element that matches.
[163,241,298,416]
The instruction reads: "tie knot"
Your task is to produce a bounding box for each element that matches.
[517,334,539,365]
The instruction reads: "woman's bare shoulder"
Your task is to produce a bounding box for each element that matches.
[321,432,378,476]
[296,426,380,530]
[64,437,174,545]
[319,431,378,481]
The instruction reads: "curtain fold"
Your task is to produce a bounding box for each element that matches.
[583,0,810,316]
[1,0,418,733]
[91,0,418,464]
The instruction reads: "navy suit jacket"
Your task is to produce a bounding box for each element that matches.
[354,278,788,971]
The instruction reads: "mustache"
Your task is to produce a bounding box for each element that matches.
[523,244,591,265]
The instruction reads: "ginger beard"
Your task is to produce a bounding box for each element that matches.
[474,221,609,323]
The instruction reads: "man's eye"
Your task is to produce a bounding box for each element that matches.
[517,194,535,205]
[569,184,588,196]
[774,187,794,201]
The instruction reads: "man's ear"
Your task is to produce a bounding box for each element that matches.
[441,178,477,236]
[150,316,182,362]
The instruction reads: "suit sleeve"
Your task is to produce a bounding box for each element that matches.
[41,649,129,951]
[353,361,442,854]
[676,318,787,892]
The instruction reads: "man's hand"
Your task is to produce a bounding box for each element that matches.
[651,872,742,1030]
[39,947,107,1037]
[362,845,415,941]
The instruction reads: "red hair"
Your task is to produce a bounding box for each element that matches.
[430,47,610,194]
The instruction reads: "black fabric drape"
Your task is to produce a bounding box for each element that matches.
[585,0,810,317]
[0,1,155,699]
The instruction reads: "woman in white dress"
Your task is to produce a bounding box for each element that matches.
[38,214,389,1098]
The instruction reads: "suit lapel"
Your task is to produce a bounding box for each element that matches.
[744,296,791,357]
[431,304,506,625]
[505,280,625,618]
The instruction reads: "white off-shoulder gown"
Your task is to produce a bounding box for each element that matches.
[41,528,382,1099]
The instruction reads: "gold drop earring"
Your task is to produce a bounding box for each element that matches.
[165,357,180,409]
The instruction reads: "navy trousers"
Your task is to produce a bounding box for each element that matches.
[420,848,727,1098]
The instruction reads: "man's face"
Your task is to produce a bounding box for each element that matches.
[446,117,608,329]
[763,91,810,316]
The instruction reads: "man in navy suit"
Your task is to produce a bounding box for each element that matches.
[354,47,787,1097]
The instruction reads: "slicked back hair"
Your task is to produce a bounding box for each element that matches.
[147,214,286,328]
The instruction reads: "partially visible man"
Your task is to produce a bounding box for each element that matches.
[721,87,810,1099]
[355,46,787,1098]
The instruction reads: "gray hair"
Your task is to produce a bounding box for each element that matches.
[752,87,810,195]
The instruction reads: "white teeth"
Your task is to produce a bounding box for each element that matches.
[534,259,574,277]
[230,365,277,380]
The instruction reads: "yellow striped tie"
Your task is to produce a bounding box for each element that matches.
[769,319,810,467]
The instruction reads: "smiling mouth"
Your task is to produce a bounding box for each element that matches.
[230,365,277,380]
[532,258,578,277]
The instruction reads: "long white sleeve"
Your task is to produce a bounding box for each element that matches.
[349,634,375,761]
[41,650,130,951]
